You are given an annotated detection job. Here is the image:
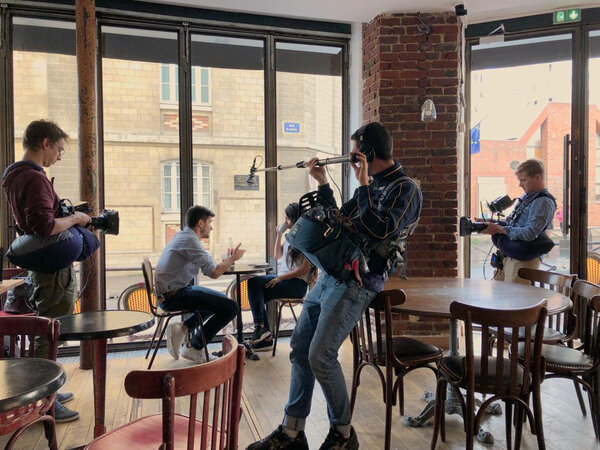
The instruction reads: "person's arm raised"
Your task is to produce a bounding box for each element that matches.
[209,243,245,279]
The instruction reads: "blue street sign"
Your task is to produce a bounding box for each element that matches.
[284,122,300,133]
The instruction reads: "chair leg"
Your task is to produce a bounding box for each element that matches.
[289,303,298,322]
[148,315,172,369]
[42,415,58,450]
[397,375,405,416]
[145,316,164,360]
[272,301,284,357]
[514,401,525,450]
[574,379,587,417]
[350,336,360,416]
[195,313,209,362]
[532,378,546,450]
[505,401,513,450]
[431,378,444,449]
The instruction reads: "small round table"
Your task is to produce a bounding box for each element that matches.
[0,358,65,413]
[385,277,572,442]
[56,310,154,437]
[224,264,272,343]
[224,264,272,360]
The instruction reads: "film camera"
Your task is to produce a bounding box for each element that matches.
[459,195,516,237]
[59,200,120,235]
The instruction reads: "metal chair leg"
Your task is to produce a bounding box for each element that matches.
[148,316,172,369]
[272,301,284,357]
[145,316,164,360]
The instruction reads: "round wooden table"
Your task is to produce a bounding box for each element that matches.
[0,358,65,413]
[384,277,572,442]
[56,310,154,437]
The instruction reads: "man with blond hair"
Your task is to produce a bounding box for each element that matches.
[481,159,556,284]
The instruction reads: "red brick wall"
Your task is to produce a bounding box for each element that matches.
[362,13,461,278]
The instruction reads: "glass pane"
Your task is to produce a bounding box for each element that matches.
[12,17,81,212]
[191,34,265,335]
[469,34,572,278]
[102,26,179,323]
[587,30,600,282]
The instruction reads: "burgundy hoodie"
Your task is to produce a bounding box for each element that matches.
[2,161,60,237]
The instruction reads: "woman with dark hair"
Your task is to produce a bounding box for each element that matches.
[248,202,315,351]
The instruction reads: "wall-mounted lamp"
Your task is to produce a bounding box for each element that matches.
[421,99,437,122]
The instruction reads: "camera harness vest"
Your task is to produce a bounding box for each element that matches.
[505,190,556,228]
[366,174,423,281]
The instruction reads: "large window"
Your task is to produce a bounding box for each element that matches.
[162,160,213,212]
[160,64,210,105]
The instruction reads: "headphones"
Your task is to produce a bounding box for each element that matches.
[355,124,375,163]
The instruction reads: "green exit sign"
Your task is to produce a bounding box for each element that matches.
[553,8,581,24]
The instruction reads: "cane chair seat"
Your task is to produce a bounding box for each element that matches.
[372,337,443,364]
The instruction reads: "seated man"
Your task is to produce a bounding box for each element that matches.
[155,205,243,363]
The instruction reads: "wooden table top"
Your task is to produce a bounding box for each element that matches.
[0,278,24,295]
[385,277,572,318]
[0,358,65,413]
[56,310,154,341]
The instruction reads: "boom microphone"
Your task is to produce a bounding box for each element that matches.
[246,153,359,185]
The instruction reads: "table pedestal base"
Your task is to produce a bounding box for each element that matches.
[403,388,499,444]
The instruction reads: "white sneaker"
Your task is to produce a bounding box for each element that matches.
[166,322,185,360]
[180,345,216,364]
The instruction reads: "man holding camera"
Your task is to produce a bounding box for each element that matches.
[155,205,242,364]
[247,122,422,450]
[2,119,90,423]
[480,159,556,284]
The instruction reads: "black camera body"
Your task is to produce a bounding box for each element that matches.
[459,217,487,236]
[59,199,120,235]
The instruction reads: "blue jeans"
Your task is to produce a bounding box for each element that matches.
[283,274,376,429]
[159,286,238,350]
[247,275,308,331]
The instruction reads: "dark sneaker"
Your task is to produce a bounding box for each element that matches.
[54,400,80,423]
[56,392,74,404]
[319,426,359,450]
[247,425,309,450]
[252,338,273,352]
[251,325,271,344]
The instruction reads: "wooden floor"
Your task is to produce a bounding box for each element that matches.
[2,338,599,449]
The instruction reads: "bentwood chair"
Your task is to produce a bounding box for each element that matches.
[141,257,208,369]
[84,335,245,450]
[587,252,600,285]
[271,297,304,356]
[350,289,443,450]
[432,301,548,450]
[517,281,600,438]
[0,316,60,450]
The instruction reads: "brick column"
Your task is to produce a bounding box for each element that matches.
[362,13,463,345]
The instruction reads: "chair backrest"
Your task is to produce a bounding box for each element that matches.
[450,300,547,399]
[353,289,405,367]
[142,257,159,315]
[119,282,157,313]
[0,316,60,360]
[584,296,600,362]
[124,335,245,450]
[587,252,600,284]
[570,279,600,344]
[517,267,577,335]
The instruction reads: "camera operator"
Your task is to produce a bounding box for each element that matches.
[248,122,422,450]
[479,159,556,284]
[2,120,90,423]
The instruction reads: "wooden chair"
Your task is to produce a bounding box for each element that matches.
[517,283,600,439]
[0,316,60,450]
[84,335,245,450]
[141,257,208,369]
[271,297,303,356]
[431,300,548,450]
[349,289,443,450]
